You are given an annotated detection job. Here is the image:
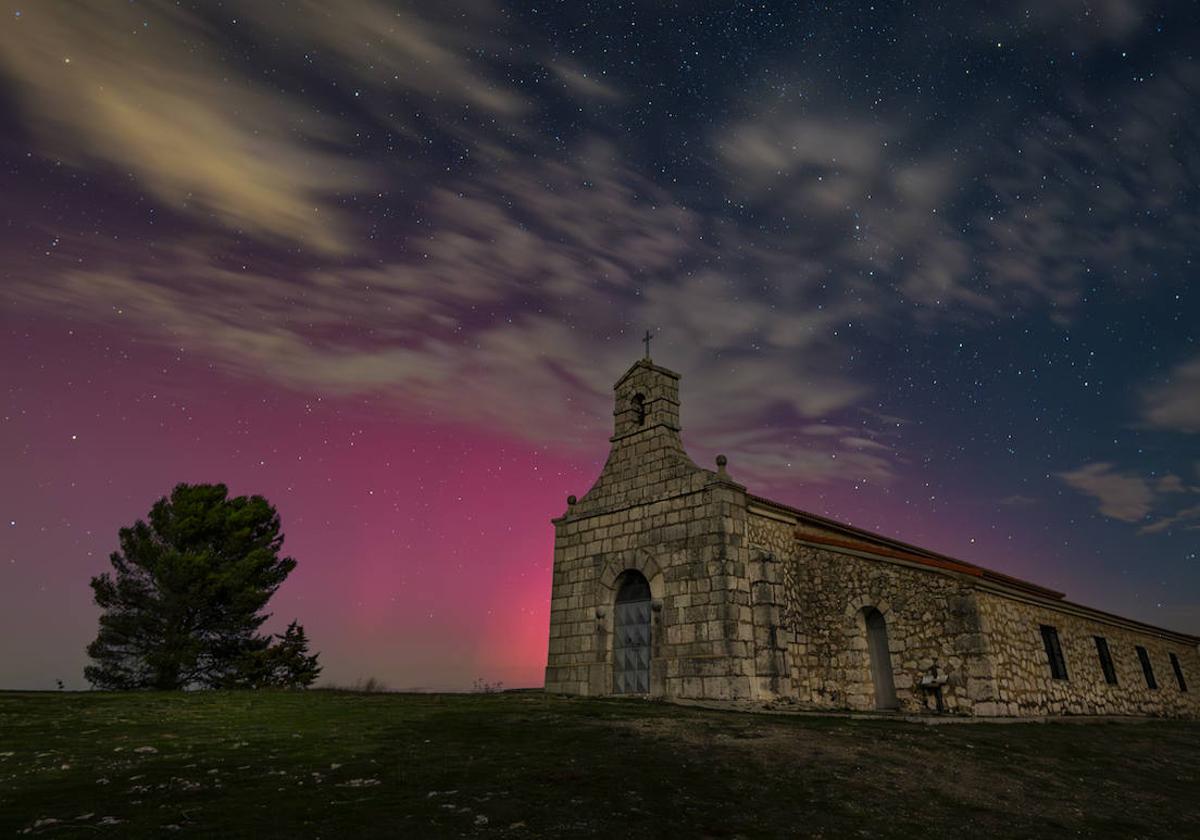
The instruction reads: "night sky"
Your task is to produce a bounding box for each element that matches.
[2,1,1198,691]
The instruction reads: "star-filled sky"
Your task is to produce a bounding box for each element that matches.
[2,1,1198,691]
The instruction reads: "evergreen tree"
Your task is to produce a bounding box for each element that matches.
[85,483,318,690]
[229,621,323,689]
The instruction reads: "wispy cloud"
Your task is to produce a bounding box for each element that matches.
[1140,503,1200,535]
[241,0,529,128]
[1020,0,1146,48]
[714,106,987,311]
[1058,462,1156,522]
[4,139,883,486]
[1142,354,1200,434]
[1058,462,1200,534]
[713,61,1200,319]
[1157,475,1189,494]
[2,0,1194,499]
[549,62,622,101]
[0,3,372,252]
[0,0,531,253]
[983,61,1200,315]
[999,494,1038,507]
[924,0,1146,51]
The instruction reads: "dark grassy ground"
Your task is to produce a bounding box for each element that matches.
[1,690,1197,838]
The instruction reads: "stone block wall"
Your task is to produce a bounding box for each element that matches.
[977,592,1200,717]
[749,510,994,713]
[544,359,761,701]
[748,504,1199,717]
[544,479,762,700]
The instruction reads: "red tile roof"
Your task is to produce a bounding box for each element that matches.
[746,493,1065,599]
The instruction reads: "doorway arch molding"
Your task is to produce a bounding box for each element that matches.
[598,549,665,601]
[844,594,893,623]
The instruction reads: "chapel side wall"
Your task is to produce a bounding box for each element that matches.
[976,591,1200,717]
[749,511,996,713]
[791,544,995,713]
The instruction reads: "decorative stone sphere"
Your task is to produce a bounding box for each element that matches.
[567,494,577,506]
[716,454,727,468]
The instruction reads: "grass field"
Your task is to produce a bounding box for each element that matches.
[2,690,1198,838]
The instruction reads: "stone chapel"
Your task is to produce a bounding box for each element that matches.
[544,355,1200,717]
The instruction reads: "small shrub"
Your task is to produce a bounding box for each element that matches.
[356,676,389,693]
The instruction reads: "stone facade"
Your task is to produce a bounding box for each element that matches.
[544,357,1200,717]
[544,359,760,700]
[976,593,1198,717]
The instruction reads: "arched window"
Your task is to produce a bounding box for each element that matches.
[613,570,651,694]
[863,607,898,710]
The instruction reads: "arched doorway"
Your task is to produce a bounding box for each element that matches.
[613,570,652,694]
[863,607,898,710]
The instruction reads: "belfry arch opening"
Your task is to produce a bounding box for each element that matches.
[863,607,898,710]
[632,392,646,426]
[613,570,651,694]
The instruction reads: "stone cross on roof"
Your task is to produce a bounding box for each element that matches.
[642,329,653,359]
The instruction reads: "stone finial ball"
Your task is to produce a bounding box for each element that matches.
[567,494,577,506]
[716,454,727,467]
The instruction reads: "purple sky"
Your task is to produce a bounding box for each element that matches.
[2,1,1198,690]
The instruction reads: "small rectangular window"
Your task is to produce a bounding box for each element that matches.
[1169,653,1188,693]
[1040,625,1068,680]
[1136,645,1157,689]
[1094,636,1118,685]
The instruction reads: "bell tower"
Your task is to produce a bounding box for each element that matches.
[611,358,682,441]
[565,352,698,517]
